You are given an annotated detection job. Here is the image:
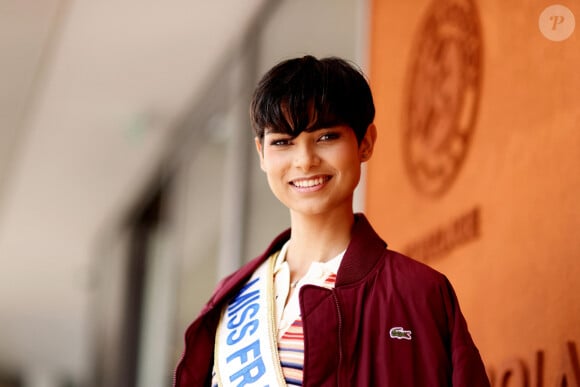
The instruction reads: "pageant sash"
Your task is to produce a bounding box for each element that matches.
[214,254,286,387]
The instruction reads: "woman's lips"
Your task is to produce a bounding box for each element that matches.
[290,175,331,190]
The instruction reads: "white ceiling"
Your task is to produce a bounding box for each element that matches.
[0,0,266,380]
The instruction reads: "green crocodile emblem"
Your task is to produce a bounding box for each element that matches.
[390,327,412,340]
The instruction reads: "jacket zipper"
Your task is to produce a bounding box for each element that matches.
[331,289,343,387]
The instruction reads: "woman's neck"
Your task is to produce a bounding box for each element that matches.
[285,208,354,280]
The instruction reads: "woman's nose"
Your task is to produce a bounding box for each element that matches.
[293,142,320,170]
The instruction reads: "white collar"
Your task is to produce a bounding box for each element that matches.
[273,240,344,277]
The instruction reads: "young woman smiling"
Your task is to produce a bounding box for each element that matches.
[175,55,490,387]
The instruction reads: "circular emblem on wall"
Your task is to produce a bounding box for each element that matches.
[403,0,483,197]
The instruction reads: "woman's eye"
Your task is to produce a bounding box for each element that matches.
[270,138,292,146]
[319,132,340,141]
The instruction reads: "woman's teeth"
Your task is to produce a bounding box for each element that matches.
[292,177,327,188]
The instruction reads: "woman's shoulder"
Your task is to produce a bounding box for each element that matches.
[379,248,451,292]
[208,255,268,303]
[210,228,291,299]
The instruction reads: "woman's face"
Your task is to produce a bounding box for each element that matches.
[255,124,376,218]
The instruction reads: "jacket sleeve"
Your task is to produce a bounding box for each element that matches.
[441,277,491,387]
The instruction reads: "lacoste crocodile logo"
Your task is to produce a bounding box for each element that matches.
[390,327,412,340]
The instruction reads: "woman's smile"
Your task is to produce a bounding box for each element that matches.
[289,175,332,191]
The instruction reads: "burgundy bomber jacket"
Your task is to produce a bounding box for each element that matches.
[174,214,490,386]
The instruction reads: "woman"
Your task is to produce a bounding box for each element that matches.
[174,55,490,386]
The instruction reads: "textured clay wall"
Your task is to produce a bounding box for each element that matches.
[366,0,580,385]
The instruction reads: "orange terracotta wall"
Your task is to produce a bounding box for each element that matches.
[366,0,580,384]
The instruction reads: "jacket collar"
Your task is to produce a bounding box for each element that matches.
[336,213,387,286]
[210,213,387,306]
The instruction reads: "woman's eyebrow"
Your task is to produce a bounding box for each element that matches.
[264,131,294,138]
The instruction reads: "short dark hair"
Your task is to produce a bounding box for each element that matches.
[250,55,375,143]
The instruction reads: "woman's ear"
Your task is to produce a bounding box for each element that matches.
[255,137,266,171]
[359,123,377,162]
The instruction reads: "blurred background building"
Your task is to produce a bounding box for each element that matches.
[0,0,578,386]
[0,0,367,386]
